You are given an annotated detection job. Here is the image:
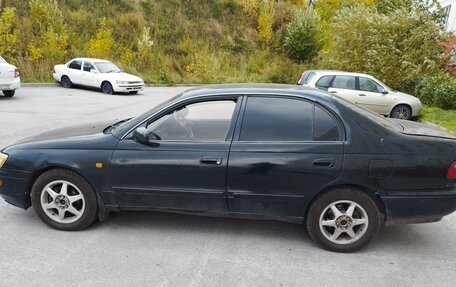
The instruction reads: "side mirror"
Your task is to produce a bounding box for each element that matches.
[381,89,388,95]
[90,68,97,73]
[133,127,150,144]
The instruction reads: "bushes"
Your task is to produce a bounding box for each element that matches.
[284,8,321,63]
[415,74,456,110]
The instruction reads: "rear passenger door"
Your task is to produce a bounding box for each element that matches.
[227,96,344,218]
[327,75,359,103]
[67,60,83,85]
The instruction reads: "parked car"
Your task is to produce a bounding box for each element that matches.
[1,84,455,252]
[53,58,144,95]
[297,70,422,120]
[0,56,20,97]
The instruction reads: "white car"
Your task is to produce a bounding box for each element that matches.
[53,58,144,95]
[0,56,20,97]
[297,70,422,120]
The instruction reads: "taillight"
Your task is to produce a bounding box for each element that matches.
[14,68,20,78]
[448,161,456,179]
[297,72,305,85]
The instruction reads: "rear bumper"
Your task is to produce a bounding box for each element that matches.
[0,168,32,209]
[52,73,61,82]
[382,188,456,225]
[0,77,20,90]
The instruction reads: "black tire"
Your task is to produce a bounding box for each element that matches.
[390,105,412,120]
[61,75,73,88]
[101,82,114,95]
[306,188,382,253]
[2,90,15,97]
[129,91,138,95]
[31,169,98,231]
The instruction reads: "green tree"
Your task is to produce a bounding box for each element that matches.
[321,2,445,88]
[284,8,321,62]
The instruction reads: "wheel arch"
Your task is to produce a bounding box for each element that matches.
[390,103,412,117]
[303,184,386,224]
[25,165,98,209]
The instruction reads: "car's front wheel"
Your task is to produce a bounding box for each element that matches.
[306,188,382,253]
[101,82,114,95]
[2,90,15,97]
[390,105,412,120]
[31,169,98,231]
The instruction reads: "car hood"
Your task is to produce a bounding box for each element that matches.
[391,119,456,140]
[390,90,419,102]
[10,120,114,146]
[101,72,143,82]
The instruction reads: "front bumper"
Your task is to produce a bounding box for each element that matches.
[411,102,422,117]
[0,168,32,209]
[112,83,145,93]
[382,188,456,225]
[0,77,21,90]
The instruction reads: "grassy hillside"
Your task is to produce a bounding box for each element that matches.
[0,0,308,84]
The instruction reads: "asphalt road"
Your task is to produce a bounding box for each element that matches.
[0,86,455,287]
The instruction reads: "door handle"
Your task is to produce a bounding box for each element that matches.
[359,94,366,96]
[313,158,335,167]
[330,91,337,94]
[200,157,222,165]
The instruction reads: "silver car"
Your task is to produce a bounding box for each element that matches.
[297,70,422,120]
[0,56,20,98]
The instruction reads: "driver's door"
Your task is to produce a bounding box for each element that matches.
[109,96,241,212]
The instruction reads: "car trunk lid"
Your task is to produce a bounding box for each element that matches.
[391,119,456,140]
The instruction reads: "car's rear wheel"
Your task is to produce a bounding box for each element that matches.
[101,82,114,95]
[61,76,73,88]
[390,105,411,120]
[306,188,381,253]
[2,90,15,97]
[31,169,98,231]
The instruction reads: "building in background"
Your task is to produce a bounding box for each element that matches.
[439,0,456,33]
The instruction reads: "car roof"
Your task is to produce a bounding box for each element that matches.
[69,58,111,63]
[307,70,375,78]
[177,84,335,104]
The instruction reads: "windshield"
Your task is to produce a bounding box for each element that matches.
[331,94,403,131]
[0,56,7,64]
[95,62,122,73]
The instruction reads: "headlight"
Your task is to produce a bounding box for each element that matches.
[116,80,129,84]
[0,152,8,168]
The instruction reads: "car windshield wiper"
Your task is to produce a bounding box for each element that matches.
[104,118,133,134]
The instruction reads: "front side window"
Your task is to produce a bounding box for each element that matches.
[332,76,356,90]
[359,77,383,93]
[147,100,236,141]
[83,61,95,72]
[240,97,313,141]
[68,60,82,70]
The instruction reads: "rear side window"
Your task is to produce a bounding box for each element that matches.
[332,76,356,90]
[314,106,341,141]
[240,97,313,141]
[69,60,82,70]
[315,76,333,89]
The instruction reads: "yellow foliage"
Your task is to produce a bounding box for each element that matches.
[121,49,134,66]
[240,0,260,19]
[27,43,43,63]
[257,0,275,45]
[88,19,114,59]
[0,7,17,59]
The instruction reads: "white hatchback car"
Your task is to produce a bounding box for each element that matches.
[0,56,20,97]
[53,58,144,95]
[297,70,422,120]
